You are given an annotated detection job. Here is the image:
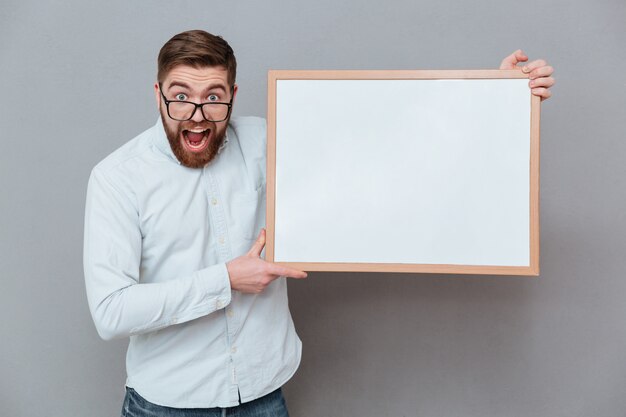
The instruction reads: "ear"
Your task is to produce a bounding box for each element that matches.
[231,84,239,104]
[154,82,161,110]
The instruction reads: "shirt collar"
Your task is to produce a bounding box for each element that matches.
[152,117,230,165]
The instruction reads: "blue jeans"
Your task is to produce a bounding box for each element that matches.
[121,387,290,417]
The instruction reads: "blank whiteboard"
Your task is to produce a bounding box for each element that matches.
[266,70,540,276]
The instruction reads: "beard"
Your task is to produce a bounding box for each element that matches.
[159,108,228,168]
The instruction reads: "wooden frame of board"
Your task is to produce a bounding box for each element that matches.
[266,70,540,276]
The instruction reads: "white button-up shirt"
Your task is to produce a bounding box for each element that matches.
[83,117,301,408]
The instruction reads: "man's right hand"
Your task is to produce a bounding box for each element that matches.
[226,229,308,293]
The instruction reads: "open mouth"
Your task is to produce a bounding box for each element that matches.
[182,128,211,153]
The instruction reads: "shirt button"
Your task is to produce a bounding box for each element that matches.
[227,310,234,318]
[219,236,226,245]
[211,198,218,205]
[216,300,224,309]
[231,347,237,354]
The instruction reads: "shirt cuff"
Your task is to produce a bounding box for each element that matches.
[196,263,232,311]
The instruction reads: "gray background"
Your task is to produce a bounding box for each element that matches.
[1,0,625,416]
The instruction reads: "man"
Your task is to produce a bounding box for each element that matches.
[84,30,554,416]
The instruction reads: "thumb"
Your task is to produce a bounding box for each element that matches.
[500,49,528,69]
[247,228,266,257]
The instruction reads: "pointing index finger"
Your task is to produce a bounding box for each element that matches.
[268,263,308,279]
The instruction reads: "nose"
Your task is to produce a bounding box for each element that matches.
[190,105,205,123]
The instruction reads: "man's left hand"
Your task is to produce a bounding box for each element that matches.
[499,49,555,101]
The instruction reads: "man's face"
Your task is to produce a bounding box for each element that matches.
[155,65,237,168]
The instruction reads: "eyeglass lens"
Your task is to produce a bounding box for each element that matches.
[168,102,229,122]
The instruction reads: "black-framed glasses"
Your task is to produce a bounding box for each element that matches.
[159,85,234,122]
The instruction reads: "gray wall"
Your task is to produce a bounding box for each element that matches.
[1,0,625,416]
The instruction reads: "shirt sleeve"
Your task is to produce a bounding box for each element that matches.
[83,168,232,341]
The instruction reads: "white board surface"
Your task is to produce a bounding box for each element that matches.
[271,76,536,272]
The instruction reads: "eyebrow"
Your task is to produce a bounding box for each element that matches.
[166,81,228,94]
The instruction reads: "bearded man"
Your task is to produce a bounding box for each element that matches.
[84,30,554,417]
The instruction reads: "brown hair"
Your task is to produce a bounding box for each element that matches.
[157,30,237,86]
